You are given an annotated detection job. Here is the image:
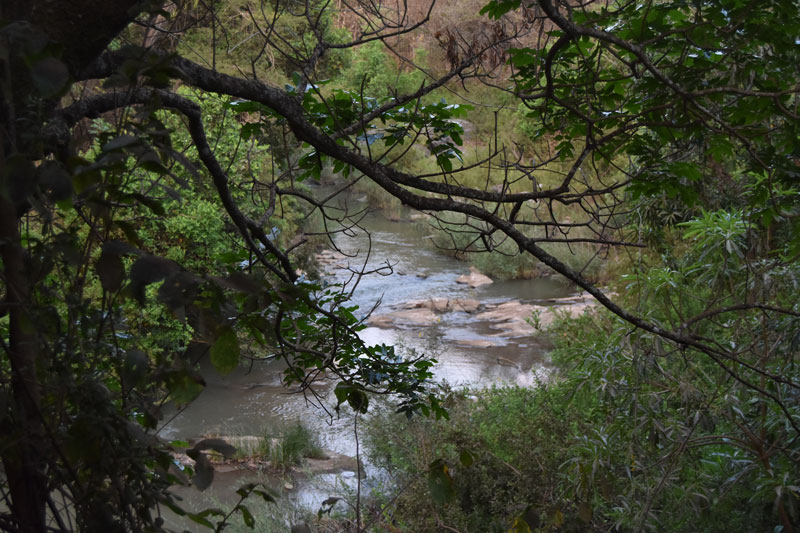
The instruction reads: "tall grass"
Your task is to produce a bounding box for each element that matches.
[260,423,326,472]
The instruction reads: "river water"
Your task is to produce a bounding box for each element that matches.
[161,200,575,520]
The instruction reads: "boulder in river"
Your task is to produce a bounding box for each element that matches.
[314,249,346,266]
[456,266,493,288]
[474,301,538,337]
[367,307,439,327]
[403,298,481,314]
[453,339,498,348]
[367,290,599,337]
[300,450,363,477]
[368,298,482,328]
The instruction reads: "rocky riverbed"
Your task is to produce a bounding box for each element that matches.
[366,289,596,337]
[163,206,598,521]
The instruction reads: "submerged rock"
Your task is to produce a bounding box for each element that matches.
[475,301,538,337]
[475,301,536,322]
[456,266,493,288]
[403,298,481,313]
[367,307,439,327]
[495,356,519,367]
[367,298,482,328]
[314,249,346,265]
[453,339,498,348]
[299,450,363,477]
[366,284,600,337]
[473,297,600,337]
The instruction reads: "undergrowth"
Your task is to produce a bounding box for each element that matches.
[362,303,799,532]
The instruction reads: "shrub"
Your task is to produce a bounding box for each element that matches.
[365,386,588,532]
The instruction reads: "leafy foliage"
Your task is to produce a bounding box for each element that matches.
[0,11,441,531]
[3,0,800,530]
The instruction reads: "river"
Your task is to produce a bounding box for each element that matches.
[161,200,576,523]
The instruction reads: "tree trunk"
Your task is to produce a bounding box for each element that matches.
[0,150,48,532]
[4,0,141,76]
[0,2,142,529]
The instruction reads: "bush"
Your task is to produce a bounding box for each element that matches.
[365,386,588,532]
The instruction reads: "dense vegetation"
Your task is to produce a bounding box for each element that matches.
[368,234,800,531]
[1,0,799,531]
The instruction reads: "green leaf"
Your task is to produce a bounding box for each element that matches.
[238,504,255,528]
[226,99,269,113]
[707,135,736,162]
[508,516,533,533]
[210,326,240,375]
[164,370,205,405]
[508,48,537,67]
[240,122,264,140]
[438,154,453,172]
[427,458,455,505]
[139,156,170,176]
[667,161,703,182]
[186,512,213,528]
[479,0,520,19]
[459,450,474,467]
[347,388,369,413]
[334,383,351,407]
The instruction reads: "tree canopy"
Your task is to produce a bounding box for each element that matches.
[1,0,799,530]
